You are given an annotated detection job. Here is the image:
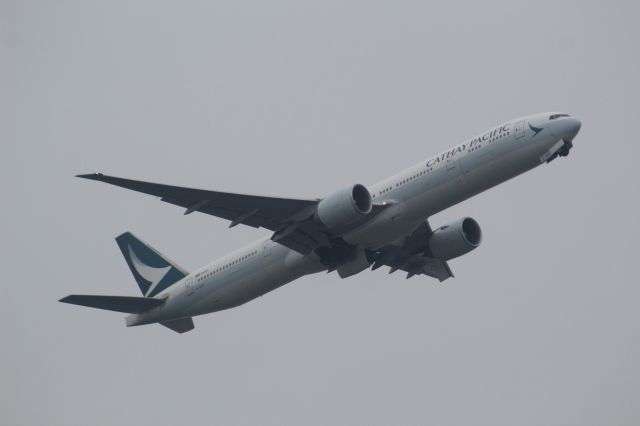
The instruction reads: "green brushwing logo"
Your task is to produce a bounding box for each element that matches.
[128,245,172,296]
[528,122,543,137]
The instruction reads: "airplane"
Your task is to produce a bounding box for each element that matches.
[60,112,581,333]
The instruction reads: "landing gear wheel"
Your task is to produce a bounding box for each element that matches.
[559,140,573,157]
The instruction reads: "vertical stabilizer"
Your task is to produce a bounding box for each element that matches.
[115,232,188,297]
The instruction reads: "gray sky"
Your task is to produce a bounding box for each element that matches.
[3,1,640,425]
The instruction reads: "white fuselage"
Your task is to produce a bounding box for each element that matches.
[127,113,580,327]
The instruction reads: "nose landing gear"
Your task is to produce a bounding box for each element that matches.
[558,139,573,157]
[544,138,574,163]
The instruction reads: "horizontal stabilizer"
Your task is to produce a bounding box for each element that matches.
[160,317,195,333]
[59,295,165,313]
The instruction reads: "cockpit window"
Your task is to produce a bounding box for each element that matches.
[549,114,570,120]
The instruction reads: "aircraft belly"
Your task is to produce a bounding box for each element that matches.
[209,264,303,311]
[342,201,417,248]
[186,249,320,316]
[345,171,466,249]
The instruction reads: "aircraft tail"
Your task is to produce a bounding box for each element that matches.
[115,232,188,297]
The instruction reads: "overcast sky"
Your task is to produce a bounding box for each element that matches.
[3,1,640,425]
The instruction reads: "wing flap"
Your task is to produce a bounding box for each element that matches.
[419,257,454,281]
[374,219,454,282]
[379,253,453,282]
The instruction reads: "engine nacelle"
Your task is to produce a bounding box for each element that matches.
[428,217,482,260]
[316,184,372,230]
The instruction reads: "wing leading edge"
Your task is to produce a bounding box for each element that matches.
[77,173,320,253]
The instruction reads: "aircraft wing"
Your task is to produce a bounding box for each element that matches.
[77,173,320,253]
[371,220,454,282]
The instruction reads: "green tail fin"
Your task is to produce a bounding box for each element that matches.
[115,232,188,297]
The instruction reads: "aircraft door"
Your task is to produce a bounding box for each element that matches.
[513,121,525,139]
[185,276,195,296]
[444,157,464,189]
[260,239,273,268]
[262,239,272,258]
[446,157,464,180]
[446,158,456,171]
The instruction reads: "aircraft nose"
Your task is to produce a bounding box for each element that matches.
[562,117,581,141]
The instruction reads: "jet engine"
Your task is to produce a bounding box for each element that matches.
[316,184,372,230]
[428,217,482,260]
